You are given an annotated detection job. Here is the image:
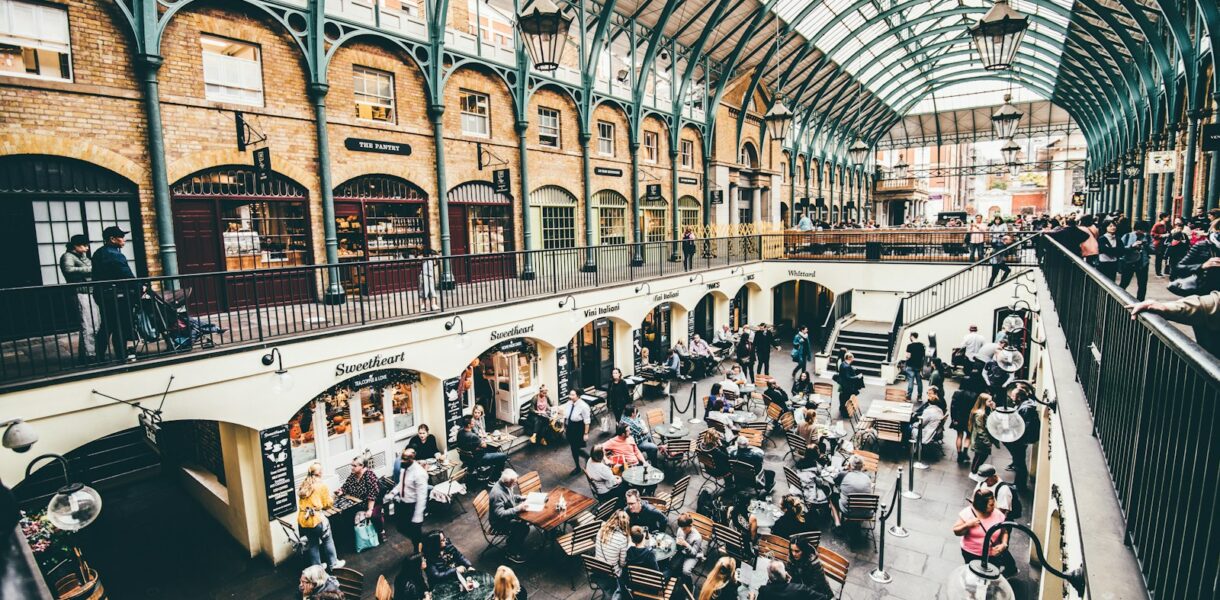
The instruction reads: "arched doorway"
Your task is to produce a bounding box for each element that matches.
[530,185,578,249]
[692,293,717,341]
[639,303,672,364]
[0,155,143,339]
[466,337,544,425]
[771,280,834,343]
[448,181,514,282]
[677,195,701,232]
[171,165,313,310]
[640,197,668,242]
[731,285,752,329]
[566,317,618,392]
[334,174,429,294]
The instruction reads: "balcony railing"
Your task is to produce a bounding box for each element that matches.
[1041,238,1219,600]
[0,230,1034,389]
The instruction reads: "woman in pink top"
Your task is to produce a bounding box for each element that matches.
[952,489,1017,576]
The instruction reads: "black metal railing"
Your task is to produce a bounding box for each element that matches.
[782,229,1041,263]
[816,289,853,352]
[900,233,1041,325]
[1041,238,1219,600]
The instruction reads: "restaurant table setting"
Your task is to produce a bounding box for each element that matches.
[748,499,784,533]
[430,569,494,600]
[622,464,666,490]
[652,421,688,440]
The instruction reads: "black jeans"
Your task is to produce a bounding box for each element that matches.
[988,263,1011,286]
[1119,264,1148,300]
[756,355,770,375]
[494,519,530,555]
[94,290,133,361]
[1097,261,1119,282]
[683,251,694,270]
[566,421,589,468]
[1154,246,1166,275]
[396,504,423,547]
[1004,441,1029,492]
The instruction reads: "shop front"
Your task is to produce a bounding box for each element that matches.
[678,195,700,232]
[334,174,430,295]
[567,318,615,392]
[447,181,514,283]
[639,303,671,364]
[730,286,750,329]
[692,293,715,341]
[171,165,314,312]
[288,369,422,486]
[466,338,539,426]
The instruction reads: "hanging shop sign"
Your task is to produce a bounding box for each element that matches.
[679,176,699,185]
[139,411,162,454]
[1203,124,1220,152]
[492,169,512,194]
[556,344,571,400]
[442,377,462,445]
[594,167,623,177]
[646,184,662,200]
[687,306,695,341]
[1087,183,1102,192]
[1072,192,1085,207]
[1146,150,1177,174]
[345,137,412,155]
[710,190,724,205]
[1103,173,1120,185]
[253,147,272,183]
[259,425,296,519]
[632,329,642,372]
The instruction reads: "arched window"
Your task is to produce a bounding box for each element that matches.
[739,142,758,168]
[678,196,701,231]
[593,190,628,245]
[640,196,668,242]
[529,185,578,249]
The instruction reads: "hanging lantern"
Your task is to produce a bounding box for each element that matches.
[517,0,574,72]
[986,405,1025,443]
[991,94,1023,139]
[1001,138,1021,166]
[764,99,794,142]
[969,0,1029,71]
[849,139,870,166]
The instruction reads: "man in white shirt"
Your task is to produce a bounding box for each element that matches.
[961,325,986,370]
[560,390,592,474]
[688,334,715,377]
[394,448,429,547]
[713,324,734,349]
[972,464,1013,514]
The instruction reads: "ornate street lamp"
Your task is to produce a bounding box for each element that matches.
[991,94,1023,139]
[1001,138,1021,166]
[517,0,574,72]
[25,454,103,531]
[764,99,794,142]
[947,521,1085,600]
[849,139,870,166]
[969,0,1029,71]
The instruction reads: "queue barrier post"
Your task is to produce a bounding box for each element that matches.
[902,436,922,499]
[888,467,910,538]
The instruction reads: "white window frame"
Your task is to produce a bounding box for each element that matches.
[460,90,491,137]
[353,65,395,122]
[680,139,694,168]
[598,206,626,245]
[537,106,560,148]
[597,121,615,157]
[0,0,72,82]
[644,131,659,163]
[200,34,264,106]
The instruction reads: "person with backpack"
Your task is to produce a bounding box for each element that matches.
[973,464,1022,519]
[1003,387,1041,495]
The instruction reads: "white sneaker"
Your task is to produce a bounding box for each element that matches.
[329,560,346,570]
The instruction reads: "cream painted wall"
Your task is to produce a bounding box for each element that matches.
[851,289,908,322]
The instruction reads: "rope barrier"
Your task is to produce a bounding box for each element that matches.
[887,467,910,538]
[669,382,696,422]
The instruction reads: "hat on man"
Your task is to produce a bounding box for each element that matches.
[977,464,997,479]
[102,226,128,239]
[67,234,90,248]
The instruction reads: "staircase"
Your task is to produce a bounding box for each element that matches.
[829,323,891,377]
[14,428,161,508]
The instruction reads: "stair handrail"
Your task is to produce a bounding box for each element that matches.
[903,231,1043,300]
[901,232,1043,325]
[817,289,854,352]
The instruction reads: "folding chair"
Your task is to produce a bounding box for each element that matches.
[581,554,618,600]
[729,459,764,497]
[624,565,671,600]
[518,470,542,496]
[784,430,808,462]
[696,452,727,494]
[852,450,880,475]
[646,408,666,429]
[783,466,805,498]
[653,475,691,517]
[331,567,364,600]
[839,493,880,550]
[757,533,791,563]
[812,382,835,420]
[817,546,850,599]
[473,490,509,557]
[885,388,911,403]
[712,522,753,563]
[778,411,797,432]
[874,420,904,445]
[661,438,694,473]
[789,530,822,549]
[737,427,764,448]
[557,519,602,589]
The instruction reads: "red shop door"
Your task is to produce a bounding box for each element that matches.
[172,200,225,314]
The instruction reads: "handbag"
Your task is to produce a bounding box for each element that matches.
[1167,274,1200,297]
[354,516,380,553]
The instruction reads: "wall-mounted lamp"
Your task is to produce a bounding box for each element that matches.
[986,380,1058,442]
[261,348,294,394]
[558,295,580,323]
[729,267,742,275]
[634,283,651,295]
[689,274,704,284]
[2,418,38,453]
[947,521,1084,600]
[445,315,471,348]
[25,454,102,532]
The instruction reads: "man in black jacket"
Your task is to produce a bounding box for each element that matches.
[835,352,864,418]
[757,561,827,600]
[91,226,137,362]
[753,323,774,375]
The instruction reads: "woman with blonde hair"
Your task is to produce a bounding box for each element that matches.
[491,565,527,600]
[594,510,632,575]
[296,463,344,569]
[697,557,742,600]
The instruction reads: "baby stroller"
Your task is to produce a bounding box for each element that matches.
[133,286,224,353]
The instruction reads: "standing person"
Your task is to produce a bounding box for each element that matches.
[1120,221,1152,300]
[1004,387,1040,495]
[968,215,988,261]
[753,323,774,375]
[950,385,978,464]
[960,325,986,375]
[902,332,926,402]
[296,463,344,570]
[1151,213,1170,277]
[339,454,385,541]
[607,368,631,423]
[488,470,529,564]
[968,393,999,480]
[1077,215,1100,265]
[987,215,1008,247]
[834,352,863,418]
[491,566,527,600]
[952,489,1016,577]
[1165,221,1191,276]
[59,234,99,363]
[418,248,440,310]
[91,225,136,363]
[1097,221,1123,281]
[734,332,755,381]
[560,390,592,475]
[790,325,811,378]
[682,228,697,271]
[987,235,1014,286]
[393,448,429,548]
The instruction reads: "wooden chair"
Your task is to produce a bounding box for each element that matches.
[557,519,603,589]
[766,401,784,423]
[728,459,763,495]
[473,490,509,556]
[653,475,691,517]
[874,420,904,444]
[789,530,822,549]
[641,495,670,513]
[624,565,670,600]
[582,554,619,600]
[852,450,880,474]
[721,389,740,408]
[706,418,727,435]
[712,522,752,563]
[662,438,694,473]
[784,430,808,462]
[374,575,392,600]
[778,411,797,432]
[845,397,869,432]
[839,493,880,550]
[783,466,805,499]
[885,388,910,403]
[593,497,623,522]
[695,452,727,493]
[646,408,666,428]
[689,512,717,547]
[817,546,850,600]
[737,427,764,448]
[518,470,542,496]
[811,382,835,419]
[330,567,364,600]
[757,533,791,563]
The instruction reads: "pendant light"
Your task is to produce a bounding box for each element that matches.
[969,0,1029,71]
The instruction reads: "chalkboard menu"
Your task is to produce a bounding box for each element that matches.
[556,344,571,400]
[259,425,296,519]
[443,377,462,448]
[687,309,695,343]
[633,329,642,373]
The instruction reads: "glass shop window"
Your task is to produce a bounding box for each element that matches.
[289,403,319,468]
[0,0,72,81]
[220,200,309,269]
[390,383,415,433]
[323,392,354,456]
[360,389,386,443]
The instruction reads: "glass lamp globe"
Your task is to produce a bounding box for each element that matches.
[456,332,471,349]
[946,561,1015,600]
[47,483,102,531]
[987,406,1025,443]
[272,370,295,394]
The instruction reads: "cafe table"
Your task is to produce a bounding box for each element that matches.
[747,499,783,534]
[430,570,494,600]
[518,486,597,533]
[652,422,688,440]
[622,465,666,491]
[736,556,774,597]
[864,400,914,426]
[651,531,678,562]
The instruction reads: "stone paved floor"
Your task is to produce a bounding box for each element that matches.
[82,347,1041,600]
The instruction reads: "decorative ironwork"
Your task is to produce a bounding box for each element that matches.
[171,166,307,199]
[0,156,136,197]
[335,175,427,201]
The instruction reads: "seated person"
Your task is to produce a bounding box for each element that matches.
[788,537,836,598]
[670,513,705,584]
[471,404,489,438]
[488,469,530,564]
[769,495,817,540]
[763,379,791,415]
[790,371,814,399]
[664,347,684,379]
[758,561,825,600]
[620,404,661,463]
[524,385,554,446]
[586,446,626,500]
[625,489,668,533]
[624,526,661,572]
[729,436,775,493]
[457,415,508,473]
[719,373,741,398]
[705,383,730,414]
[688,334,715,376]
[832,456,873,518]
[728,364,748,387]
[421,530,473,584]
[603,424,649,468]
[697,429,732,476]
[713,324,734,349]
[406,424,441,459]
[595,511,632,576]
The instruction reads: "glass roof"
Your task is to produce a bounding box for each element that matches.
[769,0,1074,113]
[906,80,1044,114]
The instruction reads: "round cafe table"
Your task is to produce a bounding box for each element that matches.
[430,570,494,600]
[651,531,678,562]
[653,423,688,440]
[747,499,783,534]
[622,465,666,490]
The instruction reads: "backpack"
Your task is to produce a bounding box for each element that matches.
[1018,402,1041,445]
[998,482,1023,520]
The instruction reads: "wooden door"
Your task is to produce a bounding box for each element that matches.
[448,205,470,282]
[172,200,224,314]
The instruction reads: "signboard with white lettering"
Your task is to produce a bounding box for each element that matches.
[345,138,412,155]
[259,425,296,519]
[678,176,699,185]
[711,190,724,205]
[443,377,462,446]
[556,344,571,400]
[594,167,624,177]
[1203,124,1220,152]
[493,169,512,194]
[253,147,271,183]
